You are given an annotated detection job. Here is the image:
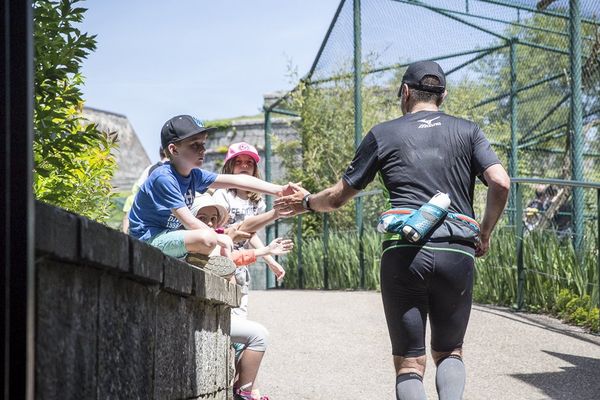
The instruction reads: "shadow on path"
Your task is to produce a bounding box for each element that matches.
[511,351,600,400]
[474,304,600,347]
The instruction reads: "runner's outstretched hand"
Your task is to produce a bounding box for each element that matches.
[274,182,310,216]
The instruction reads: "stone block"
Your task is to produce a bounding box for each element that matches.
[214,308,232,394]
[192,266,240,307]
[191,302,220,395]
[163,256,193,296]
[80,217,129,272]
[97,273,155,399]
[35,201,78,261]
[130,237,164,283]
[154,292,189,399]
[35,260,99,400]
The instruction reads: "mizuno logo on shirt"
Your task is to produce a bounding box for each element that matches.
[417,116,442,129]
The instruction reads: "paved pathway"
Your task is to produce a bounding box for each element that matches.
[247,290,600,400]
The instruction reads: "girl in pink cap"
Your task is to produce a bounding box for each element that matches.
[213,141,286,280]
[212,142,287,400]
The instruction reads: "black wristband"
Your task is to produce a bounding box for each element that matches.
[302,194,313,211]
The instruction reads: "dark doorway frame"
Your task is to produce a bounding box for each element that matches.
[1,0,35,399]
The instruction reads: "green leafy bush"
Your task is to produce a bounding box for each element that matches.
[33,0,117,222]
[551,290,598,332]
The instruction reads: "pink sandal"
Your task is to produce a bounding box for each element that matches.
[234,388,270,400]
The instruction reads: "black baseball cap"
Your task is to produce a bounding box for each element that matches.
[399,61,446,97]
[161,115,217,149]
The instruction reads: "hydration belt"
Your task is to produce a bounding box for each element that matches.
[378,207,480,243]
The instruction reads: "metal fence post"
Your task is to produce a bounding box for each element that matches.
[297,214,304,289]
[516,183,525,310]
[264,109,276,289]
[323,214,330,290]
[508,38,518,226]
[353,0,365,289]
[569,0,585,260]
[597,189,599,308]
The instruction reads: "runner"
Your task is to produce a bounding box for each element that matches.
[274,61,510,400]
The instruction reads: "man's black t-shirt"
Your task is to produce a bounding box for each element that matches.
[343,110,500,218]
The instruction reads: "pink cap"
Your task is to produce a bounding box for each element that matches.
[224,142,260,163]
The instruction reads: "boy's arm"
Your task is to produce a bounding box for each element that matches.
[172,206,211,230]
[210,174,284,196]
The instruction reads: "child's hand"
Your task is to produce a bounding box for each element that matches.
[225,225,253,242]
[267,260,286,282]
[267,238,293,256]
[272,207,293,220]
[216,234,234,255]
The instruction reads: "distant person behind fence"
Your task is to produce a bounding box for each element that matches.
[274,61,510,400]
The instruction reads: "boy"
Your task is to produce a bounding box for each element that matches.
[128,115,286,276]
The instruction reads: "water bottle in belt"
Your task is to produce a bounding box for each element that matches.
[402,192,451,243]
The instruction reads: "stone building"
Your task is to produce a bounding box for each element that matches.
[83,106,151,192]
[202,116,298,182]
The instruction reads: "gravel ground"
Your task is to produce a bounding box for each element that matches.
[246,290,600,400]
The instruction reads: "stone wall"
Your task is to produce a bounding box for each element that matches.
[35,201,241,400]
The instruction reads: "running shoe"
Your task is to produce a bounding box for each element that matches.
[186,254,236,278]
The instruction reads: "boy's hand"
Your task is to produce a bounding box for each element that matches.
[277,182,304,197]
[216,234,234,256]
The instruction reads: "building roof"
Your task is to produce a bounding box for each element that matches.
[83,107,151,192]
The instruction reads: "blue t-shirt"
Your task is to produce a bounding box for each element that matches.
[128,163,217,241]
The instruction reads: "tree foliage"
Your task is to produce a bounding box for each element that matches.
[275,12,599,235]
[33,0,117,221]
[275,67,397,234]
[472,13,599,181]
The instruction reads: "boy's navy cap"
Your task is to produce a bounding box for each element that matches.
[399,61,446,96]
[161,115,217,149]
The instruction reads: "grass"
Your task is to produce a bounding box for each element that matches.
[280,223,599,333]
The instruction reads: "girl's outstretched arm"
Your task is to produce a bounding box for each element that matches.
[236,209,279,233]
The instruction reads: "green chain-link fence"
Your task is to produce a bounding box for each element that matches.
[263,1,599,321]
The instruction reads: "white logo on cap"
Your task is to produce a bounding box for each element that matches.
[239,143,250,150]
[417,116,442,129]
[192,117,205,128]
